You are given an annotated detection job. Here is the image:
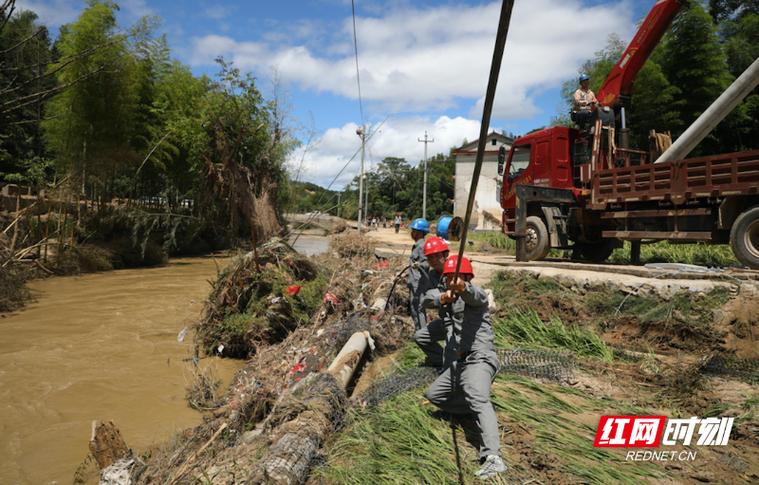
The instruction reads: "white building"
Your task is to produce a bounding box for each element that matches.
[452,131,513,231]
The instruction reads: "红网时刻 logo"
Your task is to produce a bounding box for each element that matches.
[593,415,734,462]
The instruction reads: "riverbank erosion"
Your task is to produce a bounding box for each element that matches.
[85,234,411,482]
[90,234,758,484]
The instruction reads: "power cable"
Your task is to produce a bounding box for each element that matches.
[452,0,515,281]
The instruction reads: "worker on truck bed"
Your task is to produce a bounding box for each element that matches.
[407,218,431,330]
[573,73,597,130]
[414,236,449,367]
[422,255,506,479]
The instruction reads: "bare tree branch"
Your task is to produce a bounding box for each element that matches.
[0,26,43,55]
[1,37,122,98]
[0,0,16,36]
[0,64,108,114]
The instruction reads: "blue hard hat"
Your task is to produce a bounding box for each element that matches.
[579,73,590,82]
[410,218,430,233]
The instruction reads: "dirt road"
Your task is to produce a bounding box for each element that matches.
[366,227,759,294]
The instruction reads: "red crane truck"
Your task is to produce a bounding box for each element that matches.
[499,0,759,269]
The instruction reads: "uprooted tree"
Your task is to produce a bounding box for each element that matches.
[196,60,290,246]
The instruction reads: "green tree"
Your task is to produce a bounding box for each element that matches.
[0,9,53,183]
[192,60,290,243]
[709,0,759,23]
[626,59,682,148]
[719,12,759,150]
[43,0,138,196]
[662,3,734,154]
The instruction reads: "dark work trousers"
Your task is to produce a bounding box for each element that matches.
[414,318,445,366]
[425,350,500,459]
[409,290,427,330]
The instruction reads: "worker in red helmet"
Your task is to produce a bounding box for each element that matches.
[423,254,506,479]
[414,236,450,367]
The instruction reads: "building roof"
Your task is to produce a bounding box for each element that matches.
[452,131,514,156]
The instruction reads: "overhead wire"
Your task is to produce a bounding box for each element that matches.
[290,118,388,244]
[350,0,365,124]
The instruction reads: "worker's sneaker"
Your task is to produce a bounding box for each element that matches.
[475,455,507,479]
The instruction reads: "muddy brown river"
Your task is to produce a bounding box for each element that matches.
[0,255,245,484]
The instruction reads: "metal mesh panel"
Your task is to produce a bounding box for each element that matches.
[357,348,576,408]
[497,348,575,384]
[702,355,759,383]
[357,367,440,408]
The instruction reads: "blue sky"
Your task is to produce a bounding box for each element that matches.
[18,0,652,188]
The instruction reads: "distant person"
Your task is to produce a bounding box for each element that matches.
[572,73,597,130]
[394,214,402,233]
[407,218,430,330]
[382,216,387,228]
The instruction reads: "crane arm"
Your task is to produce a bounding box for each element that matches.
[596,0,687,107]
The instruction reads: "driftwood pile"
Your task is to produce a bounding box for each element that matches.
[95,237,411,484]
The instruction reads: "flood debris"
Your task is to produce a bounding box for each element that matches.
[196,238,326,358]
[186,364,222,411]
[89,421,130,470]
[120,235,410,484]
[329,232,376,259]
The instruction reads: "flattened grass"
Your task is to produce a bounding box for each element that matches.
[316,374,662,484]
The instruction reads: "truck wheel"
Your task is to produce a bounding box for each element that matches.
[524,216,550,261]
[730,206,759,269]
[572,240,616,263]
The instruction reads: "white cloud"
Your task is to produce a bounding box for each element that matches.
[16,0,153,27]
[188,0,635,119]
[16,0,79,26]
[289,115,482,188]
[119,0,153,19]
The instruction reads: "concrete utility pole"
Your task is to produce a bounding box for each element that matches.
[656,56,759,164]
[418,131,434,219]
[364,159,370,225]
[356,126,365,231]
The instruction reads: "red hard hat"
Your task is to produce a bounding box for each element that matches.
[443,255,474,277]
[423,236,449,256]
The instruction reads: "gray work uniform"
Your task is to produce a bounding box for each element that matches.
[407,238,430,330]
[414,269,446,367]
[423,282,501,459]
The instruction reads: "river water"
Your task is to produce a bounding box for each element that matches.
[0,236,329,484]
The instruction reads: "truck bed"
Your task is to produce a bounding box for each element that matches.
[590,149,759,209]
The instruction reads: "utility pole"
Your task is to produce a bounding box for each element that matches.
[364,159,370,225]
[336,192,342,218]
[356,126,365,231]
[418,131,434,219]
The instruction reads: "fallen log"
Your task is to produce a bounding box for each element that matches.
[90,420,129,470]
[249,331,373,484]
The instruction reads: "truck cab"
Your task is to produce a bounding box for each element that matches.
[500,126,582,234]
